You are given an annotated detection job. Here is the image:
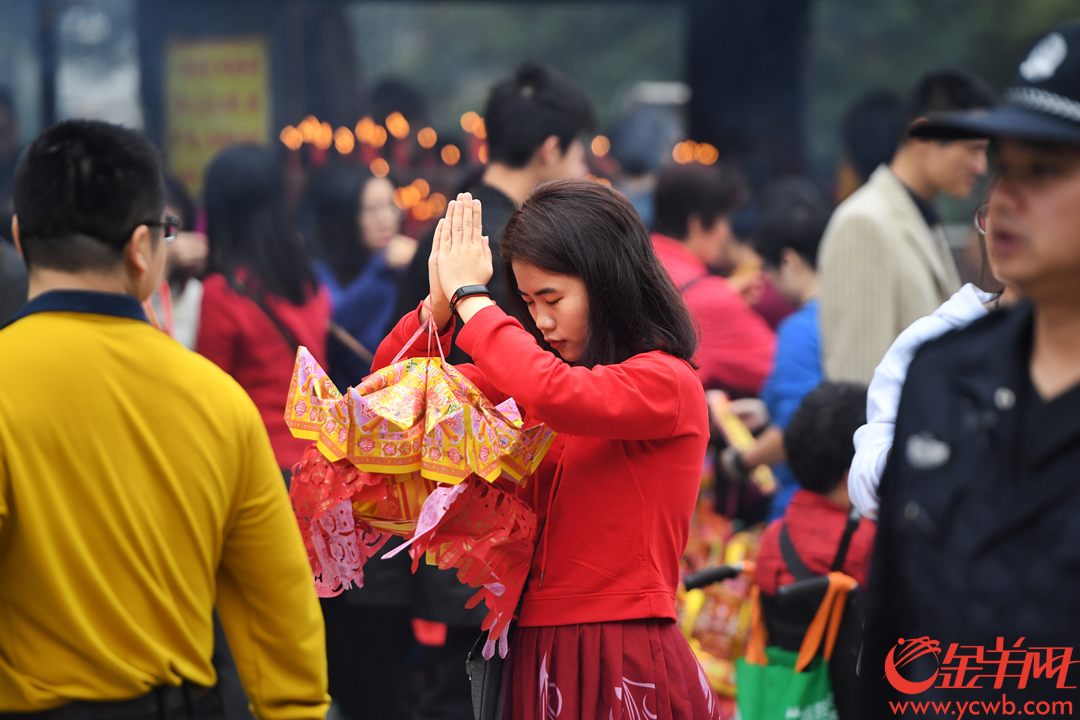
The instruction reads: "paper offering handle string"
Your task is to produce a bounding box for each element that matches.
[390,300,446,366]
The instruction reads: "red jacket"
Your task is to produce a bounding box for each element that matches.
[373,304,709,627]
[753,489,876,595]
[651,233,776,394]
[196,273,331,469]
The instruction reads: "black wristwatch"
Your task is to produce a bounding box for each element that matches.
[449,285,491,315]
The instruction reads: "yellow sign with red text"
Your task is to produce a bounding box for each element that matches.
[165,37,270,194]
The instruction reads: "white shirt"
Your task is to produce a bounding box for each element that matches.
[848,283,995,520]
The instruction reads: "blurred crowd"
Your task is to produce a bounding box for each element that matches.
[0,31,1060,720]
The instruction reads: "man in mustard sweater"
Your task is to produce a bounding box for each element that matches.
[0,120,329,720]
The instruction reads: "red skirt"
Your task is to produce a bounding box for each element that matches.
[502,619,724,720]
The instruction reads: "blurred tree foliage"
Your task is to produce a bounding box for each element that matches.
[349,2,683,141]
[809,0,1080,177]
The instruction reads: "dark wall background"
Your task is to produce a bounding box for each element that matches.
[32,0,815,187]
[686,0,811,187]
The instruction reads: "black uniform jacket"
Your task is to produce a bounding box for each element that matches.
[861,301,1080,713]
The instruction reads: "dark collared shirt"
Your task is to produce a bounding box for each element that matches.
[904,185,940,227]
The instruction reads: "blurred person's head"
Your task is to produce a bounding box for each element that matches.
[162,173,207,280]
[0,88,17,163]
[654,161,748,267]
[501,178,697,368]
[610,105,680,179]
[986,141,1080,305]
[204,144,317,305]
[843,91,904,180]
[483,63,596,195]
[369,79,428,129]
[12,119,166,300]
[784,381,868,505]
[892,70,997,200]
[307,164,399,286]
[163,173,196,231]
[836,90,904,200]
[751,179,830,306]
[908,25,1080,308]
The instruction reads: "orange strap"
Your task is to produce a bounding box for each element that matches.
[745,584,768,666]
[743,572,858,672]
[795,572,857,671]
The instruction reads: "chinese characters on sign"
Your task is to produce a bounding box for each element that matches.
[165,37,270,194]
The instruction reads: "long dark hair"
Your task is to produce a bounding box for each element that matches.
[204,144,318,305]
[307,165,377,286]
[500,178,698,368]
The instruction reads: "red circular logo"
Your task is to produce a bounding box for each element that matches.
[884,637,942,694]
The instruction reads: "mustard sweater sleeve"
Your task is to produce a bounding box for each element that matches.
[215,411,330,720]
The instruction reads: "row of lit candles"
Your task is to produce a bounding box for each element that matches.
[281,113,719,168]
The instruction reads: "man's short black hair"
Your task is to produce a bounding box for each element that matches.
[484,62,596,169]
[784,381,868,495]
[14,119,165,272]
[901,70,998,144]
[752,178,830,270]
[654,161,748,240]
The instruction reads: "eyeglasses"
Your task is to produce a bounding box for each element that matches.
[128,214,180,243]
[974,205,989,235]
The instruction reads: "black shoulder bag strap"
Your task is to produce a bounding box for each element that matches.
[778,524,816,581]
[778,506,862,580]
[231,280,301,351]
[830,507,862,573]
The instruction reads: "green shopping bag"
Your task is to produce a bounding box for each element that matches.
[734,647,837,720]
[734,573,856,720]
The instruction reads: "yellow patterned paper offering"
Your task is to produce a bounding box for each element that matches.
[285,348,556,486]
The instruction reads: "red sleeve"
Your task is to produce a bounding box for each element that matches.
[457,304,699,440]
[685,278,776,394]
[371,303,506,404]
[196,274,240,376]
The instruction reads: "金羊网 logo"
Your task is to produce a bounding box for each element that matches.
[884,637,1077,693]
[885,637,943,694]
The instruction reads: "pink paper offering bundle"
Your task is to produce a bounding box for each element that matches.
[284,347,555,649]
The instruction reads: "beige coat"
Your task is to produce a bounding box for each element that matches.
[818,165,961,384]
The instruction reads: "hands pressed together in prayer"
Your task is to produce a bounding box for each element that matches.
[422,192,495,331]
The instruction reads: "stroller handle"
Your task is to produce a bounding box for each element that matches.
[683,562,747,590]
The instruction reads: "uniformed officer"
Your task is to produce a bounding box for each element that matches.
[862,22,1080,714]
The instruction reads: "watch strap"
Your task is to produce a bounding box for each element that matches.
[449,284,491,314]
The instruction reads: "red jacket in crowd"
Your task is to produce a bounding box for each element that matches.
[753,489,877,595]
[651,233,776,395]
[197,273,331,469]
[372,304,710,627]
